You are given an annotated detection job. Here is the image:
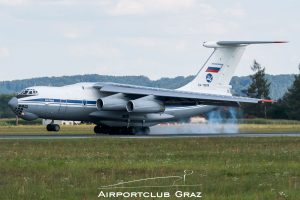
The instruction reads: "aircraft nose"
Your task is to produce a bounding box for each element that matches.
[8,97,18,110]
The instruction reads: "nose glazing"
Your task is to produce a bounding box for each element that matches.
[8,97,18,110]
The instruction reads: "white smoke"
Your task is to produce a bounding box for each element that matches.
[206,108,239,133]
[151,107,239,134]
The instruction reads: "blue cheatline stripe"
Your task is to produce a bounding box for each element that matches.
[86,101,96,105]
[22,98,96,105]
[67,99,83,104]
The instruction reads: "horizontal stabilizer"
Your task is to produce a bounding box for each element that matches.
[217,41,288,45]
[203,41,288,48]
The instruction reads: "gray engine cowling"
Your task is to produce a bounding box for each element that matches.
[126,96,164,113]
[97,93,128,111]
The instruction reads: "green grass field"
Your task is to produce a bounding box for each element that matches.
[0,137,299,199]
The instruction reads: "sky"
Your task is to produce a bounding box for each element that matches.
[0,0,299,81]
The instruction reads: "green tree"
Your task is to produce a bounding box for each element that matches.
[0,94,15,118]
[267,99,288,119]
[243,60,271,118]
[282,64,300,120]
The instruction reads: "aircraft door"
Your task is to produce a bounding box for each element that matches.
[82,99,87,110]
[59,99,67,116]
[44,98,60,117]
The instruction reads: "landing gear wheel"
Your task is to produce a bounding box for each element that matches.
[46,124,60,132]
[94,125,110,134]
[94,126,150,135]
[128,127,150,135]
[94,125,101,134]
[128,127,137,135]
[53,124,60,132]
[46,124,51,131]
[142,127,150,135]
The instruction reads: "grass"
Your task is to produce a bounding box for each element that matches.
[239,124,300,133]
[0,125,94,135]
[0,137,299,199]
[238,118,300,125]
[0,118,42,126]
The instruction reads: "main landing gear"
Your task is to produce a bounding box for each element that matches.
[46,124,60,132]
[94,125,150,135]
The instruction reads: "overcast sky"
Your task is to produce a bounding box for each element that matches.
[0,0,299,81]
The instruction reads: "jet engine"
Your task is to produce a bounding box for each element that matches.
[97,93,128,111]
[126,96,165,113]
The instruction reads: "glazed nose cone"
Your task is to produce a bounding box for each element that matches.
[8,97,18,110]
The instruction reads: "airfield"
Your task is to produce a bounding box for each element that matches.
[1,133,300,140]
[0,123,300,139]
[1,123,300,199]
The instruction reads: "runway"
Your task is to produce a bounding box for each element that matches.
[0,133,300,140]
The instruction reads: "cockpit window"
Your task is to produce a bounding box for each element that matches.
[17,88,39,98]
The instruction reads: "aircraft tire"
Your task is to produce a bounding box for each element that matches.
[142,127,150,135]
[94,125,103,134]
[46,124,60,132]
[46,124,51,131]
[127,127,150,135]
[98,126,150,135]
[53,124,60,132]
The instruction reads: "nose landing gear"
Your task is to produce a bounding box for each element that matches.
[46,124,60,132]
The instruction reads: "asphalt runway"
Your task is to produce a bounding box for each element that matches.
[0,133,300,140]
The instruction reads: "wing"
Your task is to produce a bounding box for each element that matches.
[93,82,271,107]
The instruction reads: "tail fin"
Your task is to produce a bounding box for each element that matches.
[179,41,287,95]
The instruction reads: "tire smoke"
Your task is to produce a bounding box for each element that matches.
[151,108,239,134]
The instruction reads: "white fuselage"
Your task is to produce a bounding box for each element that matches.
[12,83,215,127]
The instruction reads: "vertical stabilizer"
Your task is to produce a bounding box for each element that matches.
[179,41,287,95]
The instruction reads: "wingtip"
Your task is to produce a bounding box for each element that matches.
[259,99,276,104]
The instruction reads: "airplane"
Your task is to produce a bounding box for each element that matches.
[8,41,286,135]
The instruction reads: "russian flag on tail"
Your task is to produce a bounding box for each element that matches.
[206,63,223,73]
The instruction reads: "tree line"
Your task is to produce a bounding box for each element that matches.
[0,62,299,120]
[0,94,15,118]
[242,60,300,120]
[0,74,295,100]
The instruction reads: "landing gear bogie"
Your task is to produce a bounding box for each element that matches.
[94,125,150,135]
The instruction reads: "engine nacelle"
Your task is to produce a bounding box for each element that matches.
[97,93,128,111]
[126,96,165,113]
